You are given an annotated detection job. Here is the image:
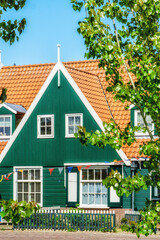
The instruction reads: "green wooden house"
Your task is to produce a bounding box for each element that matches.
[0,51,159,211]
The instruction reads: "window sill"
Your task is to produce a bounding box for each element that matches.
[37,135,54,139]
[79,205,109,209]
[0,136,11,140]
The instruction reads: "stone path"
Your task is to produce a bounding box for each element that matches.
[0,230,159,240]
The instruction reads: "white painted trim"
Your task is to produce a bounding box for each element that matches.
[0,114,12,139]
[0,61,129,166]
[37,114,54,139]
[65,113,83,138]
[0,103,17,114]
[13,166,43,207]
[64,162,121,166]
[129,104,135,110]
[134,110,154,136]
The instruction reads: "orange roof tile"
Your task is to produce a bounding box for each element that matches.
[0,141,7,154]
[0,60,149,159]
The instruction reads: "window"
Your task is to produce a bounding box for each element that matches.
[0,115,12,138]
[37,115,54,138]
[14,167,42,205]
[65,113,83,137]
[80,168,108,207]
[152,186,160,199]
[135,111,154,135]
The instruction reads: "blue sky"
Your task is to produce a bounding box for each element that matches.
[0,0,87,66]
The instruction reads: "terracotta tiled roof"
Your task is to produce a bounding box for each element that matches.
[0,141,7,154]
[0,60,148,159]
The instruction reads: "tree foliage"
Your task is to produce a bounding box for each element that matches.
[71,0,160,236]
[0,0,26,44]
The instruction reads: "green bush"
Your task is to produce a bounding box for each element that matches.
[0,199,40,225]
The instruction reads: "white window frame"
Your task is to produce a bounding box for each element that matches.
[0,115,12,139]
[134,110,154,136]
[37,114,54,139]
[65,113,83,138]
[80,167,109,208]
[13,166,43,207]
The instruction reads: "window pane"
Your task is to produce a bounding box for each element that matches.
[29,170,34,180]
[36,182,41,192]
[95,194,101,205]
[95,169,100,180]
[89,183,94,193]
[102,185,107,193]
[95,183,101,193]
[36,193,40,203]
[31,183,34,192]
[0,127,4,135]
[75,116,80,125]
[23,170,28,180]
[5,127,10,136]
[102,169,108,179]
[68,117,74,125]
[82,170,87,180]
[40,118,45,126]
[47,127,51,135]
[89,169,94,180]
[18,193,22,202]
[69,126,74,134]
[24,193,28,202]
[102,194,107,205]
[24,183,28,192]
[30,193,34,202]
[0,118,3,125]
[46,117,51,126]
[82,194,88,204]
[18,171,22,180]
[18,183,22,192]
[89,194,94,205]
[35,170,40,180]
[40,127,45,135]
[5,117,10,123]
[75,126,78,133]
[82,183,88,193]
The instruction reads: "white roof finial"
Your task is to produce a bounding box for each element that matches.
[57,44,61,63]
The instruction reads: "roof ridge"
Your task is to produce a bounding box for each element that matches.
[1,59,99,69]
[63,59,99,64]
[65,64,99,77]
[1,62,55,69]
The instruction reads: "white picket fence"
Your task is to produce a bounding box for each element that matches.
[38,207,115,215]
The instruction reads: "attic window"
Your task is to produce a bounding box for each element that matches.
[37,115,54,138]
[135,111,154,136]
[0,115,12,138]
[65,113,83,138]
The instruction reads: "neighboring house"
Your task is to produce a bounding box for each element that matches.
[0,56,159,211]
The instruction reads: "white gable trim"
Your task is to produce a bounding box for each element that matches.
[0,62,130,166]
[129,104,135,110]
[0,103,17,114]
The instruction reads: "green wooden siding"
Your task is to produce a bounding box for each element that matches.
[0,107,15,133]
[0,71,121,168]
[122,166,132,209]
[0,167,13,200]
[134,169,150,210]
[43,167,66,207]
